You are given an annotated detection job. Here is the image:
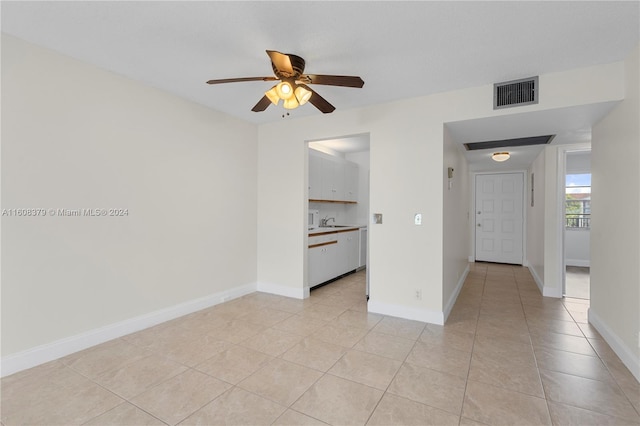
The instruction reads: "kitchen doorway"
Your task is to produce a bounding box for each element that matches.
[306,133,370,298]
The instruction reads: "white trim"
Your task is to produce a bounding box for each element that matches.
[0,282,256,378]
[565,259,590,267]
[256,281,306,299]
[542,283,563,298]
[368,300,444,325]
[444,264,470,322]
[589,309,640,382]
[529,265,545,295]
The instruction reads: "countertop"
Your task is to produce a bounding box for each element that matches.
[309,225,367,236]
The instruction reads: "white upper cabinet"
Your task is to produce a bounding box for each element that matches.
[309,153,322,200]
[309,149,358,203]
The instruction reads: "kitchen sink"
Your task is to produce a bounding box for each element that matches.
[320,225,352,228]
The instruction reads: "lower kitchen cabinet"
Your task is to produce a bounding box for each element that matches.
[308,229,359,288]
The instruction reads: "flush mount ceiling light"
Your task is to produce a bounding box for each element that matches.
[492,152,511,162]
[206,50,364,113]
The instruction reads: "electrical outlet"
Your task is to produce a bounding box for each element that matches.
[414,213,422,225]
[415,289,422,300]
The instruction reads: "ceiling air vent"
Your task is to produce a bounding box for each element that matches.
[494,76,538,109]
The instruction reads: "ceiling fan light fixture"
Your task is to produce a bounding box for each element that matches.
[295,85,312,105]
[283,96,299,109]
[492,152,511,162]
[276,81,294,100]
[265,86,280,105]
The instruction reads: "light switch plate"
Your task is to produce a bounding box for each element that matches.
[373,213,383,224]
[414,213,422,225]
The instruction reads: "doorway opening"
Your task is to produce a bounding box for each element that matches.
[306,133,370,299]
[563,150,591,299]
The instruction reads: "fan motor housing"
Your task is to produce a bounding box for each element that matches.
[272,54,305,79]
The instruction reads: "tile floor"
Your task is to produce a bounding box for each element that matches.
[2,263,639,425]
[565,266,590,300]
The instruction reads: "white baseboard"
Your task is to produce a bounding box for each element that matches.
[588,309,640,382]
[529,265,545,295]
[256,281,306,299]
[444,265,470,322]
[1,282,256,378]
[368,300,444,325]
[543,284,563,298]
[566,259,590,267]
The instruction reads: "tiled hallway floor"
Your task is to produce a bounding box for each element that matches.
[2,263,639,425]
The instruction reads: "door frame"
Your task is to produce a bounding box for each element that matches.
[470,170,528,264]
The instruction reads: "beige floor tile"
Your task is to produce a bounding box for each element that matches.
[405,341,471,379]
[239,327,303,357]
[271,409,327,426]
[313,323,369,348]
[534,346,614,383]
[237,307,294,327]
[367,393,460,426]
[298,303,348,321]
[179,387,286,425]
[331,309,383,330]
[462,380,551,425]
[547,401,639,426]
[420,325,475,352]
[195,345,272,384]
[270,297,317,314]
[328,349,402,390]
[458,417,490,426]
[93,354,187,400]
[372,316,426,340]
[539,369,640,422]
[3,372,123,426]
[130,369,231,425]
[588,336,624,361]
[292,374,383,426]
[62,338,151,379]
[1,362,80,419]
[238,358,322,406]
[577,322,603,339]
[475,316,531,344]
[530,331,598,357]
[526,317,584,337]
[600,356,640,413]
[163,335,234,367]
[387,363,466,415]
[281,337,347,372]
[468,349,544,397]
[352,330,416,361]
[84,402,165,425]
[272,314,327,336]
[208,319,267,343]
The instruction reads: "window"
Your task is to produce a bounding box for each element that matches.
[566,174,591,229]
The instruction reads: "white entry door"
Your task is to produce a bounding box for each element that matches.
[475,173,524,264]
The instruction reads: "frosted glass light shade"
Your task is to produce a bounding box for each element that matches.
[492,152,511,162]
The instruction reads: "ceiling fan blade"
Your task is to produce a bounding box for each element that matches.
[299,84,335,114]
[206,76,277,85]
[251,95,272,112]
[266,50,294,76]
[299,74,364,88]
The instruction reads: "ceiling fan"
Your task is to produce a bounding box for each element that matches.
[206,50,364,114]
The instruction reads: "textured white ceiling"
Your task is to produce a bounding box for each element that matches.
[2,1,638,126]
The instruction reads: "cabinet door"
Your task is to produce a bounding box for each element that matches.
[309,153,322,200]
[346,231,359,271]
[320,158,336,200]
[308,245,324,287]
[345,162,359,202]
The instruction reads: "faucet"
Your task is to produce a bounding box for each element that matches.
[321,216,336,227]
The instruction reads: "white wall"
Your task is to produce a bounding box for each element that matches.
[590,44,640,380]
[1,36,258,368]
[526,149,546,289]
[442,126,470,318]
